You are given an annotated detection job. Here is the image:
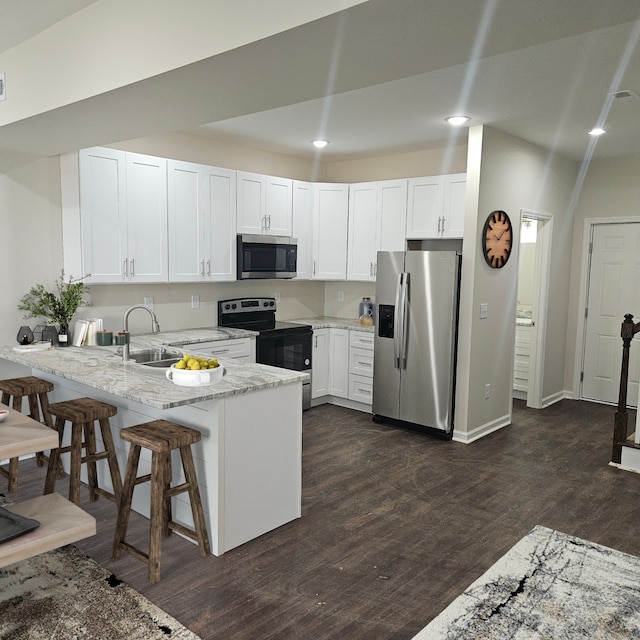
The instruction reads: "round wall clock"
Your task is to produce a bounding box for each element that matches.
[482,210,513,268]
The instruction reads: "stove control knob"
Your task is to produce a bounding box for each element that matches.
[263,301,268,307]
[231,303,237,309]
[224,304,231,310]
[305,358,310,366]
[269,301,275,307]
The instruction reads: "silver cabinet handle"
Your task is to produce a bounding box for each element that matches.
[207,259,211,276]
[123,259,128,279]
[200,260,205,277]
[441,216,446,233]
[313,260,317,276]
[130,258,135,278]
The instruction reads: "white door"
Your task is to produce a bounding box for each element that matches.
[265,176,292,236]
[582,223,640,406]
[205,166,236,281]
[236,172,265,234]
[406,176,444,238]
[312,183,349,280]
[292,181,313,280]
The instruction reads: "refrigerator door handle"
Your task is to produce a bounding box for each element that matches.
[399,272,409,369]
[393,273,403,368]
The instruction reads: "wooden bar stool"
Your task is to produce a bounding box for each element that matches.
[112,420,211,583]
[0,376,64,492]
[44,397,123,506]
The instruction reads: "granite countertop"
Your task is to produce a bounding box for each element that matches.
[0,327,307,410]
[290,316,375,332]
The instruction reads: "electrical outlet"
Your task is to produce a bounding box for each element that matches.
[191,295,200,309]
[338,290,345,302]
[484,384,491,399]
[274,291,281,303]
[0,72,5,102]
[144,296,154,309]
[480,303,488,319]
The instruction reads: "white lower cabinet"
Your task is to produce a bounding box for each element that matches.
[185,338,256,363]
[329,329,349,398]
[312,328,373,410]
[312,329,329,398]
[513,325,531,393]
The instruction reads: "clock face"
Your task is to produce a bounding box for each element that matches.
[482,210,513,268]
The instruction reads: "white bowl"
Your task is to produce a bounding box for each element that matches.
[0,409,9,423]
[165,364,224,387]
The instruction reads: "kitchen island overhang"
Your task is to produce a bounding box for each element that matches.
[0,339,307,556]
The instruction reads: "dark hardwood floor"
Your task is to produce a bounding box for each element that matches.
[5,399,640,639]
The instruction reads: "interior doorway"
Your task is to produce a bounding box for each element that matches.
[581,222,640,407]
[514,210,553,409]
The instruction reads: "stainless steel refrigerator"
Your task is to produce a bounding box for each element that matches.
[373,250,461,437]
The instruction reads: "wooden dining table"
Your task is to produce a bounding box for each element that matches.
[0,402,96,568]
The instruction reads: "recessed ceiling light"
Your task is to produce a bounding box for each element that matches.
[312,140,329,148]
[588,127,606,137]
[445,116,470,126]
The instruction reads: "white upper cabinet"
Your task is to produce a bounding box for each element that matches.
[406,173,466,239]
[377,179,408,251]
[204,165,237,281]
[168,161,236,282]
[347,182,378,281]
[292,180,313,280]
[442,173,466,238]
[236,171,292,236]
[168,160,205,282]
[78,148,167,284]
[123,153,168,283]
[347,179,407,282]
[78,147,127,283]
[312,183,349,280]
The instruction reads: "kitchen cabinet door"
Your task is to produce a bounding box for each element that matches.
[204,166,236,281]
[125,153,168,283]
[237,172,292,236]
[236,171,264,235]
[329,328,349,399]
[377,179,408,251]
[292,180,313,280]
[406,175,444,239]
[168,160,206,282]
[347,182,378,281]
[79,147,128,283]
[312,329,329,399]
[265,176,292,236]
[442,173,466,238]
[312,183,349,280]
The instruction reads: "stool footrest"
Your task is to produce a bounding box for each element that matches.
[168,521,202,546]
[118,541,150,564]
[165,482,190,499]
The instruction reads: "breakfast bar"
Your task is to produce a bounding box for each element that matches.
[0,332,307,556]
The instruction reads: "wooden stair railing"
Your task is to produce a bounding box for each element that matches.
[612,313,640,464]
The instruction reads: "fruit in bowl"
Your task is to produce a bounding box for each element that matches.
[166,354,224,387]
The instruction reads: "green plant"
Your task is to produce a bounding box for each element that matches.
[18,271,90,329]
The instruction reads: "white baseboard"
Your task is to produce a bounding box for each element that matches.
[452,414,511,444]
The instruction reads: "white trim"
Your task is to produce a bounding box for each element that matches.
[540,389,571,407]
[518,209,553,410]
[573,216,640,400]
[452,414,510,443]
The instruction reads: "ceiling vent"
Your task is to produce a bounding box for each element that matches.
[609,89,639,101]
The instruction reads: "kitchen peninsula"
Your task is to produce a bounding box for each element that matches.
[0,328,307,556]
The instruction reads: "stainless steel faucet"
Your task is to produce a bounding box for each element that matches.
[121,304,161,361]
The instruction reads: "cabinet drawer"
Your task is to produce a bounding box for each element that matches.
[349,374,373,405]
[349,347,374,377]
[189,338,253,360]
[349,330,374,350]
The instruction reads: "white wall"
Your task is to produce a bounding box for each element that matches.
[566,155,640,395]
[0,156,63,378]
[454,126,577,442]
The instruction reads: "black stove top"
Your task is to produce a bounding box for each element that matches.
[217,297,311,334]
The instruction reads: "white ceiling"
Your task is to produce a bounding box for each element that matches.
[1,0,640,164]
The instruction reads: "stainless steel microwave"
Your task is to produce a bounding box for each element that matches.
[236,234,297,280]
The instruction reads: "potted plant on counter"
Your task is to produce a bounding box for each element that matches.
[18,271,90,346]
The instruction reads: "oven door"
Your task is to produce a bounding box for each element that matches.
[256,328,312,409]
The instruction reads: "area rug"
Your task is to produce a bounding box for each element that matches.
[0,545,201,639]
[413,525,640,639]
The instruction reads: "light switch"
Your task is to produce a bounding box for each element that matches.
[480,303,488,319]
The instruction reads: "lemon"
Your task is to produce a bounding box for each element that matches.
[189,361,201,370]
[174,361,186,370]
[208,358,219,368]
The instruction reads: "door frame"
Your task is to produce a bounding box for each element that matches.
[572,216,640,401]
[518,209,553,409]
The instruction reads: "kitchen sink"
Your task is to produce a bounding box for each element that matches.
[128,349,182,367]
